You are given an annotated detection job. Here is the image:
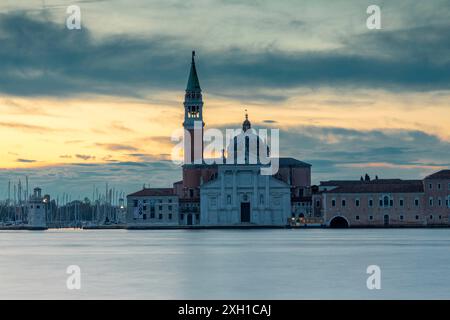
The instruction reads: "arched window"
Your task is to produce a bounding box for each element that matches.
[383,196,389,207]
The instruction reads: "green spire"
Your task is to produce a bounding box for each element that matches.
[186,50,201,92]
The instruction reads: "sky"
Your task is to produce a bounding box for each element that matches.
[0,0,449,198]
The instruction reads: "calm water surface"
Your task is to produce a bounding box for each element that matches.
[0,229,449,299]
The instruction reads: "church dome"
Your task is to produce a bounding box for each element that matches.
[242,113,251,132]
[226,112,270,164]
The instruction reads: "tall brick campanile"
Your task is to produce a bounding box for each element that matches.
[183,51,204,164]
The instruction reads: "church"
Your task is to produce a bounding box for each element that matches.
[126,52,312,227]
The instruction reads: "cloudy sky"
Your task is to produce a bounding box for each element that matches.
[0,0,449,198]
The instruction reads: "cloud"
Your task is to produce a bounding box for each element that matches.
[95,143,139,152]
[75,154,95,160]
[0,12,448,99]
[16,158,36,163]
[277,126,450,183]
[0,121,54,133]
[111,122,134,133]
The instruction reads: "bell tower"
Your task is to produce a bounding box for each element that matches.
[183,51,204,164]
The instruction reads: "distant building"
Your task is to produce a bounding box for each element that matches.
[314,171,450,227]
[127,188,179,227]
[28,187,46,228]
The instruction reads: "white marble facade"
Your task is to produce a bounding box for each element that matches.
[200,165,291,226]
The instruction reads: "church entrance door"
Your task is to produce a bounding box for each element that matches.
[240,202,251,223]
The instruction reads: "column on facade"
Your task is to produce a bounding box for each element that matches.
[253,169,258,209]
[220,170,225,209]
[233,169,237,207]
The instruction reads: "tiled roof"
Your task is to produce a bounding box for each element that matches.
[425,170,450,180]
[324,180,424,194]
[127,188,174,197]
[320,179,406,186]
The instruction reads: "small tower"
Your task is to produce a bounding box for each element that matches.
[183,51,204,164]
[28,187,46,228]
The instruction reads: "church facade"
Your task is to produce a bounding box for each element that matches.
[126,52,311,227]
[200,165,292,226]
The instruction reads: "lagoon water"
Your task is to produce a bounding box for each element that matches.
[1,229,450,299]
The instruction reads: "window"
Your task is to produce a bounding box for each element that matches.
[133,200,138,207]
[150,205,155,214]
[168,205,172,211]
[369,199,373,207]
[229,195,233,205]
[332,199,336,207]
[399,199,404,207]
[180,214,184,221]
[169,214,172,220]
[355,215,360,220]
[369,215,374,221]
[383,196,389,207]
[341,199,346,207]
[429,197,433,207]
[168,199,172,203]
[30,205,33,208]
[439,215,442,220]
[389,199,394,207]
[400,215,404,220]
[37,205,40,209]
[415,199,419,207]
[316,200,320,207]
[150,212,155,219]
[189,189,194,198]
[355,199,360,207]
[379,199,383,207]
[416,215,419,220]
[159,205,163,211]
[143,214,147,220]
[438,183,441,190]
[159,214,163,219]
[143,205,147,211]
[429,215,433,220]
[438,198,442,207]
[429,183,433,190]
